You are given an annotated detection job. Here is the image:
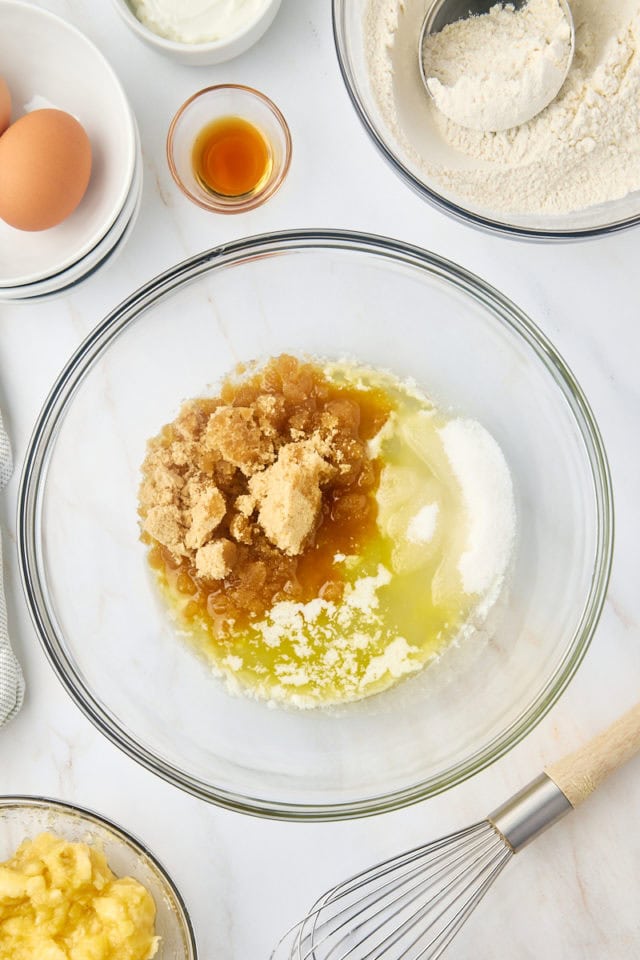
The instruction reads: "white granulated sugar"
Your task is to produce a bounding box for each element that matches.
[247,565,408,701]
[423,0,572,132]
[406,502,439,544]
[223,654,243,671]
[439,419,515,595]
[366,0,640,214]
[274,664,310,687]
[337,565,391,621]
[361,637,422,686]
[324,648,339,666]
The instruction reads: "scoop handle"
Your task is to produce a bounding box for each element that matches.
[545,702,640,808]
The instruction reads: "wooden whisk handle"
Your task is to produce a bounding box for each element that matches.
[545,702,640,808]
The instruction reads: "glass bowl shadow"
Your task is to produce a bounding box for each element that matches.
[18,230,613,821]
[0,796,197,958]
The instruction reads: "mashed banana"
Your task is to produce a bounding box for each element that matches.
[0,832,159,960]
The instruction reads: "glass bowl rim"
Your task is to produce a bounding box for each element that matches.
[331,0,640,243]
[166,84,292,214]
[17,228,614,821]
[0,794,198,957]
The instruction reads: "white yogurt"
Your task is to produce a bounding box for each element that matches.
[131,0,268,44]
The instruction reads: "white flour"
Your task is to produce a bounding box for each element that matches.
[366,0,640,215]
[423,0,572,132]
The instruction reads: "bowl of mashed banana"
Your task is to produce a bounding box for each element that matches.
[18,230,612,819]
[0,796,197,959]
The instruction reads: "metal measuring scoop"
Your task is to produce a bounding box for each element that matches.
[419,0,575,131]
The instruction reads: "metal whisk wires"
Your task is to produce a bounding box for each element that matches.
[273,820,512,960]
[274,706,640,959]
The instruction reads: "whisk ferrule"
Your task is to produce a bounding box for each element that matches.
[488,773,572,853]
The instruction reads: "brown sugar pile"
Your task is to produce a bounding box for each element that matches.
[139,355,392,632]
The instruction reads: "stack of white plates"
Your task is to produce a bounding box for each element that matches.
[0,1,143,303]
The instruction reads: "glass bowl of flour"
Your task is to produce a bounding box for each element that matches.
[19,231,612,819]
[334,0,640,239]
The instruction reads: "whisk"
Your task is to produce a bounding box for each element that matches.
[273,701,640,960]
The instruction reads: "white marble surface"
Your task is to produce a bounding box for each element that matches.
[1,1,640,956]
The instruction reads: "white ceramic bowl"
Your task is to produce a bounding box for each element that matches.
[1,178,143,303]
[0,1,137,287]
[0,129,143,302]
[2,167,143,303]
[111,0,282,66]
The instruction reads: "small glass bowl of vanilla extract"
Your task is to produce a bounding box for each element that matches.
[167,84,292,214]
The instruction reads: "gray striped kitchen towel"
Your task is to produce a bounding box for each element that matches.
[0,410,24,726]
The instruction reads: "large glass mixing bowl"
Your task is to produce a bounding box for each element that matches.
[18,231,612,820]
[332,0,640,241]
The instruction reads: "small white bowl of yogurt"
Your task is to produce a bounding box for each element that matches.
[112,0,282,65]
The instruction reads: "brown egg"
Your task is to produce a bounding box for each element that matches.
[0,108,92,231]
[0,78,10,135]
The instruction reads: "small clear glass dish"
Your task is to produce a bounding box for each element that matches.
[0,796,198,959]
[167,84,292,214]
